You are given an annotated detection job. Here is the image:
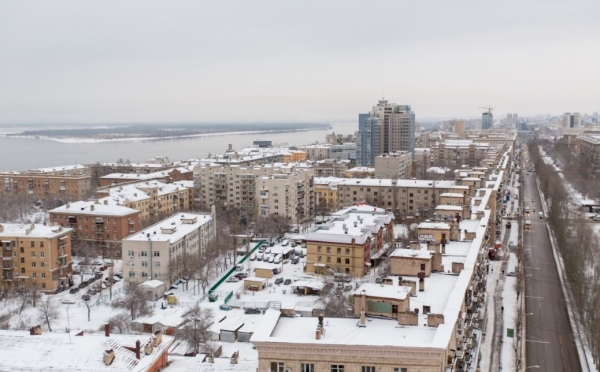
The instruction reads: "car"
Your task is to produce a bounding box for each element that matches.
[531,199,535,203]
[593,215,600,222]
[274,254,283,264]
[256,253,264,261]
[99,266,107,271]
[291,257,299,264]
[506,272,517,277]
[219,304,231,311]
[244,308,261,314]
[61,300,76,305]
[114,273,123,279]
[226,276,240,283]
[282,240,289,246]
[235,264,244,271]
[291,241,297,247]
[284,279,291,285]
[375,277,382,284]
[275,277,284,284]
[236,272,249,279]
[264,247,271,254]
[249,253,257,261]
[169,284,178,290]
[267,256,275,263]
[69,287,79,294]
[81,294,91,301]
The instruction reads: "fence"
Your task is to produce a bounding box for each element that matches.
[207,240,265,295]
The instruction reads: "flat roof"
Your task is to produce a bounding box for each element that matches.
[0,223,71,239]
[125,213,212,243]
[50,200,139,217]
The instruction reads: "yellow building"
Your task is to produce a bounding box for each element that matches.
[281,151,307,163]
[0,223,73,292]
[314,178,338,212]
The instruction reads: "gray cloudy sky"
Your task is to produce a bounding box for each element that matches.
[1,0,599,124]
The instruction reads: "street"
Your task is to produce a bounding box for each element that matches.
[523,170,581,371]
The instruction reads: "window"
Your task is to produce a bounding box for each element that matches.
[362,367,376,372]
[420,264,425,270]
[336,257,341,264]
[393,368,407,372]
[21,268,25,274]
[141,251,148,257]
[318,256,322,262]
[20,247,24,253]
[20,258,24,264]
[153,251,160,257]
[30,242,35,248]
[40,241,44,247]
[31,262,36,268]
[32,273,36,279]
[326,257,331,263]
[345,248,350,255]
[41,262,46,268]
[270,362,284,372]
[141,261,148,267]
[301,364,315,372]
[128,250,134,257]
[41,283,46,289]
[154,262,160,268]
[129,271,135,278]
[39,252,44,258]
[41,273,46,279]
[141,272,148,278]
[331,366,344,372]
[31,252,35,257]
[345,258,350,265]
[337,248,341,254]
[326,247,331,253]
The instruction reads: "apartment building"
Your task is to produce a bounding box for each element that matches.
[49,200,140,256]
[314,177,340,211]
[334,178,458,218]
[374,151,412,179]
[89,162,171,186]
[313,159,350,178]
[194,163,314,222]
[577,134,600,168]
[251,150,511,372]
[99,167,193,187]
[122,212,215,287]
[305,205,394,277]
[430,140,491,167]
[0,223,73,293]
[281,151,308,163]
[345,167,375,179]
[298,144,331,160]
[0,164,92,199]
[95,180,194,225]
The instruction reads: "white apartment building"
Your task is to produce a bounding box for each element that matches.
[122,211,215,287]
[256,172,314,222]
[298,144,331,160]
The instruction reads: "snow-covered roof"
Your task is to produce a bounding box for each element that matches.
[125,213,212,243]
[390,248,432,259]
[28,164,88,173]
[140,280,164,289]
[435,205,463,211]
[417,222,450,230]
[354,282,412,300]
[0,223,71,238]
[0,330,174,371]
[50,200,139,217]
[440,193,465,198]
[290,281,325,290]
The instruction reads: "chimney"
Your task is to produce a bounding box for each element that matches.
[418,272,425,292]
[66,203,70,209]
[104,323,110,337]
[359,310,366,327]
[135,340,141,360]
[316,328,321,340]
[103,199,108,205]
[91,205,95,212]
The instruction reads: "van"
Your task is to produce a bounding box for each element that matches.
[274,254,283,264]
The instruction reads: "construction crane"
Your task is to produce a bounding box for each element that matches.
[478,106,494,114]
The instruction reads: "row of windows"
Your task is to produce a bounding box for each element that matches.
[317,247,351,255]
[272,363,407,372]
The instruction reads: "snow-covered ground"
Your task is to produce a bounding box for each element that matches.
[501,276,517,370]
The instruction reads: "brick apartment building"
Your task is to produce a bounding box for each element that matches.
[0,223,73,292]
[49,200,140,257]
[0,164,92,199]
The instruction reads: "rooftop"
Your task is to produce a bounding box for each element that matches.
[50,200,139,217]
[0,223,71,238]
[125,213,212,243]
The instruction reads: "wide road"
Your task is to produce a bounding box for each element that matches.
[523,168,581,371]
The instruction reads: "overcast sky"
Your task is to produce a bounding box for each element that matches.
[1,0,599,124]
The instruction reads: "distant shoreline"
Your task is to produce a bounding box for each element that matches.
[2,126,332,144]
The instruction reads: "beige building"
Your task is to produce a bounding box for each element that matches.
[0,223,73,293]
[577,134,600,168]
[374,151,412,179]
[0,164,92,199]
[314,177,339,212]
[313,159,350,178]
[122,211,215,287]
[194,163,314,223]
[305,205,394,278]
[298,145,331,160]
[345,167,375,179]
[430,140,491,168]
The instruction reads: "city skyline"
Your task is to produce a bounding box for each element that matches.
[1,0,599,124]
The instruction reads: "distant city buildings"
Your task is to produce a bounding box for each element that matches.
[0,165,92,199]
[357,100,416,166]
[482,111,494,129]
[563,112,582,129]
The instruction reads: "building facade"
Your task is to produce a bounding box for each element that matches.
[0,165,92,199]
[122,212,215,287]
[0,223,73,292]
[481,112,493,130]
[374,151,412,179]
[49,200,141,256]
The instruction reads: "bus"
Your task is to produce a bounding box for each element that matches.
[525,220,532,230]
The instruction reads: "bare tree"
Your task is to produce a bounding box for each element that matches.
[37,297,59,332]
[319,283,353,318]
[103,311,132,334]
[112,283,154,320]
[177,305,214,355]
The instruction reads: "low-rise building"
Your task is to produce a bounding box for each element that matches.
[99,167,193,187]
[313,159,350,178]
[305,205,394,277]
[345,166,375,179]
[374,151,412,179]
[0,223,73,292]
[298,144,331,160]
[122,211,215,286]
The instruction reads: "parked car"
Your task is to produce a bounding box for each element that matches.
[236,272,249,279]
[235,264,244,271]
[69,287,79,294]
[244,308,262,314]
[291,257,299,265]
[291,241,297,247]
[375,277,382,284]
[267,255,275,263]
[249,253,257,261]
[99,266,107,271]
[593,215,600,222]
[219,304,231,311]
[284,279,291,285]
[226,276,240,283]
[256,253,264,261]
[275,277,284,285]
[81,294,91,301]
[281,240,289,246]
[264,248,271,254]
[274,254,283,264]
[114,273,123,279]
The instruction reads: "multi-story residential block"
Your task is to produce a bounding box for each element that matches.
[313,159,350,178]
[281,150,308,163]
[99,167,193,187]
[325,132,356,145]
[256,172,313,223]
[96,180,194,225]
[431,140,491,167]
[0,223,73,292]
[0,164,92,199]
[345,167,375,179]
[194,163,314,223]
[334,178,459,217]
[305,205,394,277]
[314,177,339,212]
[357,100,415,167]
[329,143,357,162]
[577,134,600,168]
[122,211,215,287]
[298,144,331,160]
[563,112,582,129]
[49,200,140,256]
[374,151,412,179]
[89,161,171,186]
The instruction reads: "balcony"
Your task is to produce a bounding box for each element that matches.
[2,256,12,262]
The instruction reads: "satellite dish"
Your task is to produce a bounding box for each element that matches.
[410,223,418,231]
